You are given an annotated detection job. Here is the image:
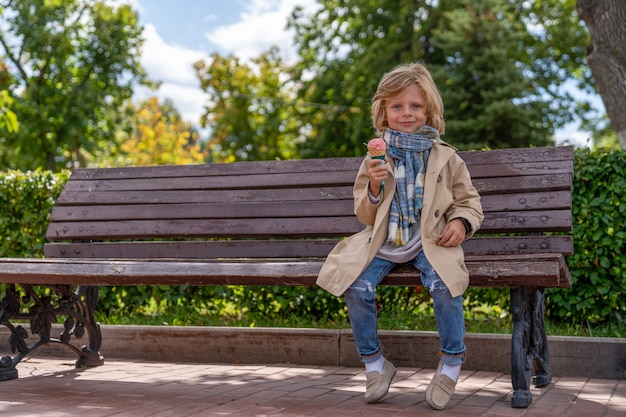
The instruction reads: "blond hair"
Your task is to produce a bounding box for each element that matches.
[371,62,445,135]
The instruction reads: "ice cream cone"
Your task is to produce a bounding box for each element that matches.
[366,138,386,191]
[367,147,386,158]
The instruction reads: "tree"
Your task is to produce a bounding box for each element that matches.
[92,97,205,167]
[0,9,17,134]
[430,0,554,149]
[195,48,300,162]
[577,0,626,149]
[289,0,421,157]
[288,0,591,154]
[0,88,17,134]
[0,0,149,171]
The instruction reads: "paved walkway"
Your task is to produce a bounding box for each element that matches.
[0,356,624,416]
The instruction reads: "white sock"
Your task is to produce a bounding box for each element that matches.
[365,356,385,374]
[441,363,461,382]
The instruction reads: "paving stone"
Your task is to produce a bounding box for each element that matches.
[0,357,620,416]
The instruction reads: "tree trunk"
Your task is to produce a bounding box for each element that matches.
[577,0,626,148]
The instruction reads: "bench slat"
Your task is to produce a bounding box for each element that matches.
[44,236,573,259]
[459,146,574,165]
[388,254,571,288]
[54,186,355,205]
[464,236,573,256]
[56,172,570,202]
[46,217,365,240]
[466,160,573,179]
[51,200,355,222]
[67,157,364,180]
[50,191,570,222]
[0,253,571,288]
[480,191,571,212]
[479,209,572,233]
[64,146,574,181]
[471,173,571,195]
[45,208,572,241]
[60,171,358,193]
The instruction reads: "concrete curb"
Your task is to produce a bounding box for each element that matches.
[2,325,624,379]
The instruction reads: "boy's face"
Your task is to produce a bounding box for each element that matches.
[384,84,427,133]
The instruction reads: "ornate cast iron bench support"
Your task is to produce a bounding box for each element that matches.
[0,283,103,380]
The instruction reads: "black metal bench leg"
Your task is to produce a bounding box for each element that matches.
[0,284,25,381]
[0,284,104,380]
[531,287,551,389]
[510,286,552,408]
[0,355,18,381]
[73,286,105,368]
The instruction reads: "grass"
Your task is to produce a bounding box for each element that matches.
[94,296,625,339]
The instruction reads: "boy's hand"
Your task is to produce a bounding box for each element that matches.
[368,158,388,197]
[438,218,466,247]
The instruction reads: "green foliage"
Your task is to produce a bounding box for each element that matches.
[430,0,555,148]
[288,0,432,157]
[0,170,68,257]
[93,97,206,167]
[195,48,300,162]
[194,0,594,161]
[96,284,350,327]
[284,0,590,155]
[0,0,148,171]
[545,147,626,325]
[0,89,17,133]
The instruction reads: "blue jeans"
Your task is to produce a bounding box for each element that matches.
[344,251,466,366]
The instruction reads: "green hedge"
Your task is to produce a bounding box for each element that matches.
[0,170,68,257]
[1,148,625,327]
[545,147,626,324]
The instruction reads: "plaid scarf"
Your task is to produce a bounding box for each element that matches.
[384,126,439,246]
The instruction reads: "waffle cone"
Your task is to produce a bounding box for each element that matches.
[368,147,385,157]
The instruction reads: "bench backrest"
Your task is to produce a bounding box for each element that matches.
[44,146,574,260]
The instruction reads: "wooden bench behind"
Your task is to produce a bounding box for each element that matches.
[40,146,573,289]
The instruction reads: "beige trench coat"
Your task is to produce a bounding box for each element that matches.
[316,140,484,298]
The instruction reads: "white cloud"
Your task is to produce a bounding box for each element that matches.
[206,0,320,63]
[141,24,205,86]
[555,125,593,148]
[137,0,320,127]
[138,24,207,124]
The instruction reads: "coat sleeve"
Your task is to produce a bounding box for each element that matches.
[446,154,484,239]
[353,157,384,227]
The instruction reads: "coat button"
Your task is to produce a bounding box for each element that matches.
[437,175,442,182]
[435,210,440,218]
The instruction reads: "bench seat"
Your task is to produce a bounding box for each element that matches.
[0,252,570,288]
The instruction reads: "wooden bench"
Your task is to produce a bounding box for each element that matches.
[0,145,573,408]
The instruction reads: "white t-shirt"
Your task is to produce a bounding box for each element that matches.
[369,191,423,264]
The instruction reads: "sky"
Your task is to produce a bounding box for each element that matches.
[127,0,595,147]
[130,0,319,132]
